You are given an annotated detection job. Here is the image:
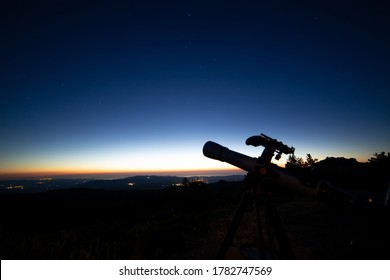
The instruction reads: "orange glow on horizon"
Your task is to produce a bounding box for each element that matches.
[0,166,244,179]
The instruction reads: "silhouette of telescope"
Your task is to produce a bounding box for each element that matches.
[203,141,315,195]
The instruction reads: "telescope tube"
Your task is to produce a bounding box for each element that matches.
[203,141,265,174]
[203,141,315,195]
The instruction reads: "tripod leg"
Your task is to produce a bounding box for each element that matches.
[266,204,295,259]
[216,191,251,259]
[254,192,295,259]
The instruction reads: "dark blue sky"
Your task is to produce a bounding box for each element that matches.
[1,0,389,176]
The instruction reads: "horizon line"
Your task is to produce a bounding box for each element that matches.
[0,168,246,180]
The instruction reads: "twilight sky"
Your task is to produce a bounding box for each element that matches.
[1,0,389,177]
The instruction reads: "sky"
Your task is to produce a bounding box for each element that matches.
[1,0,389,178]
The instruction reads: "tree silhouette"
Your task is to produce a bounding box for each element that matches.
[368,152,390,164]
[305,154,318,167]
[368,152,390,182]
[287,153,318,168]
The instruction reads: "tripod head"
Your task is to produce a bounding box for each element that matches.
[246,133,295,163]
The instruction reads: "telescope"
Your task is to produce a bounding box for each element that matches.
[203,136,315,195]
[203,134,315,259]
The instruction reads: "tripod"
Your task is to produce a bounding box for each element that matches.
[216,172,294,259]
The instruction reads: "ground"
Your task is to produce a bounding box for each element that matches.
[1,181,389,259]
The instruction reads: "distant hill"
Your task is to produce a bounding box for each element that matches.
[0,174,245,193]
[76,175,245,191]
[0,178,90,193]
